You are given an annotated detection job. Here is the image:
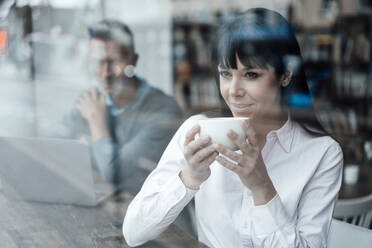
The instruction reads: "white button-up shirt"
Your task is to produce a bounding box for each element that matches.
[123,115,343,247]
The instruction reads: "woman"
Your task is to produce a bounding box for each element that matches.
[123,8,343,248]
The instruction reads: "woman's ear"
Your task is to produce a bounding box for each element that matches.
[280,64,293,87]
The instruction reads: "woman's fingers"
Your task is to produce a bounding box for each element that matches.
[184,136,211,159]
[200,151,219,166]
[184,125,200,146]
[242,120,258,146]
[190,144,218,164]
[227,130,250,153]
[216,143,241,163]
[215,155,243,174]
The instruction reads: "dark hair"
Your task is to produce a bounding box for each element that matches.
[211,8,327,136]
[88,19,135,55]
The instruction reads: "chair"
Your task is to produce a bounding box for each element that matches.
[333,194,372,228]
[328,219,372,248]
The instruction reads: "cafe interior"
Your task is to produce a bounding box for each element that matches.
[0,0,372,247]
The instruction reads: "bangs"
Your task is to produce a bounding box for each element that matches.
[217,27,282,71]
[218,48,270,70]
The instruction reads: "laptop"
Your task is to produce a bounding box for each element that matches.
[0,136,115,206]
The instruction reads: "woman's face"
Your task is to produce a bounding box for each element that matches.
[218,55,283,120]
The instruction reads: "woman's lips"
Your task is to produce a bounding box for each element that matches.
[230,103,254,113]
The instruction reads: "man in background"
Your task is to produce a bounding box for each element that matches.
[49,19,182,194]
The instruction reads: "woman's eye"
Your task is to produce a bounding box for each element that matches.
[244,72,259,79]
[219,71,231,78]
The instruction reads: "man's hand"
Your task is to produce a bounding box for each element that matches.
[76,88,110,143]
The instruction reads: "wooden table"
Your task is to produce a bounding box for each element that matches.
[0,190,207,248]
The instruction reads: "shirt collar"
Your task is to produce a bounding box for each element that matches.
[105,77,150,116]
[267,115,294,153]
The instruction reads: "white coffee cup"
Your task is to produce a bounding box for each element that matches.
[198,117,249,151]
[344,164,359,185]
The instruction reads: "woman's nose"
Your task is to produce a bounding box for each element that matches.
[229,77,245,97]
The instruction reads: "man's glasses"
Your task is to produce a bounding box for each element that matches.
[90,58,136,78]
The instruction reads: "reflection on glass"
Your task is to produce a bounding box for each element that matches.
[0,1,371,247]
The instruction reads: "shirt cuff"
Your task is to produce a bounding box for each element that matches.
[159,172,198,217]
[91,137,116,180]
[165,172,198,203]
[250,194,290,235]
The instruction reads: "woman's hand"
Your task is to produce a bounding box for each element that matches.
[180,125,218,189]
[215,120,276,205]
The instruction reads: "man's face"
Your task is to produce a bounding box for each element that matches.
[90,38,134,99]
